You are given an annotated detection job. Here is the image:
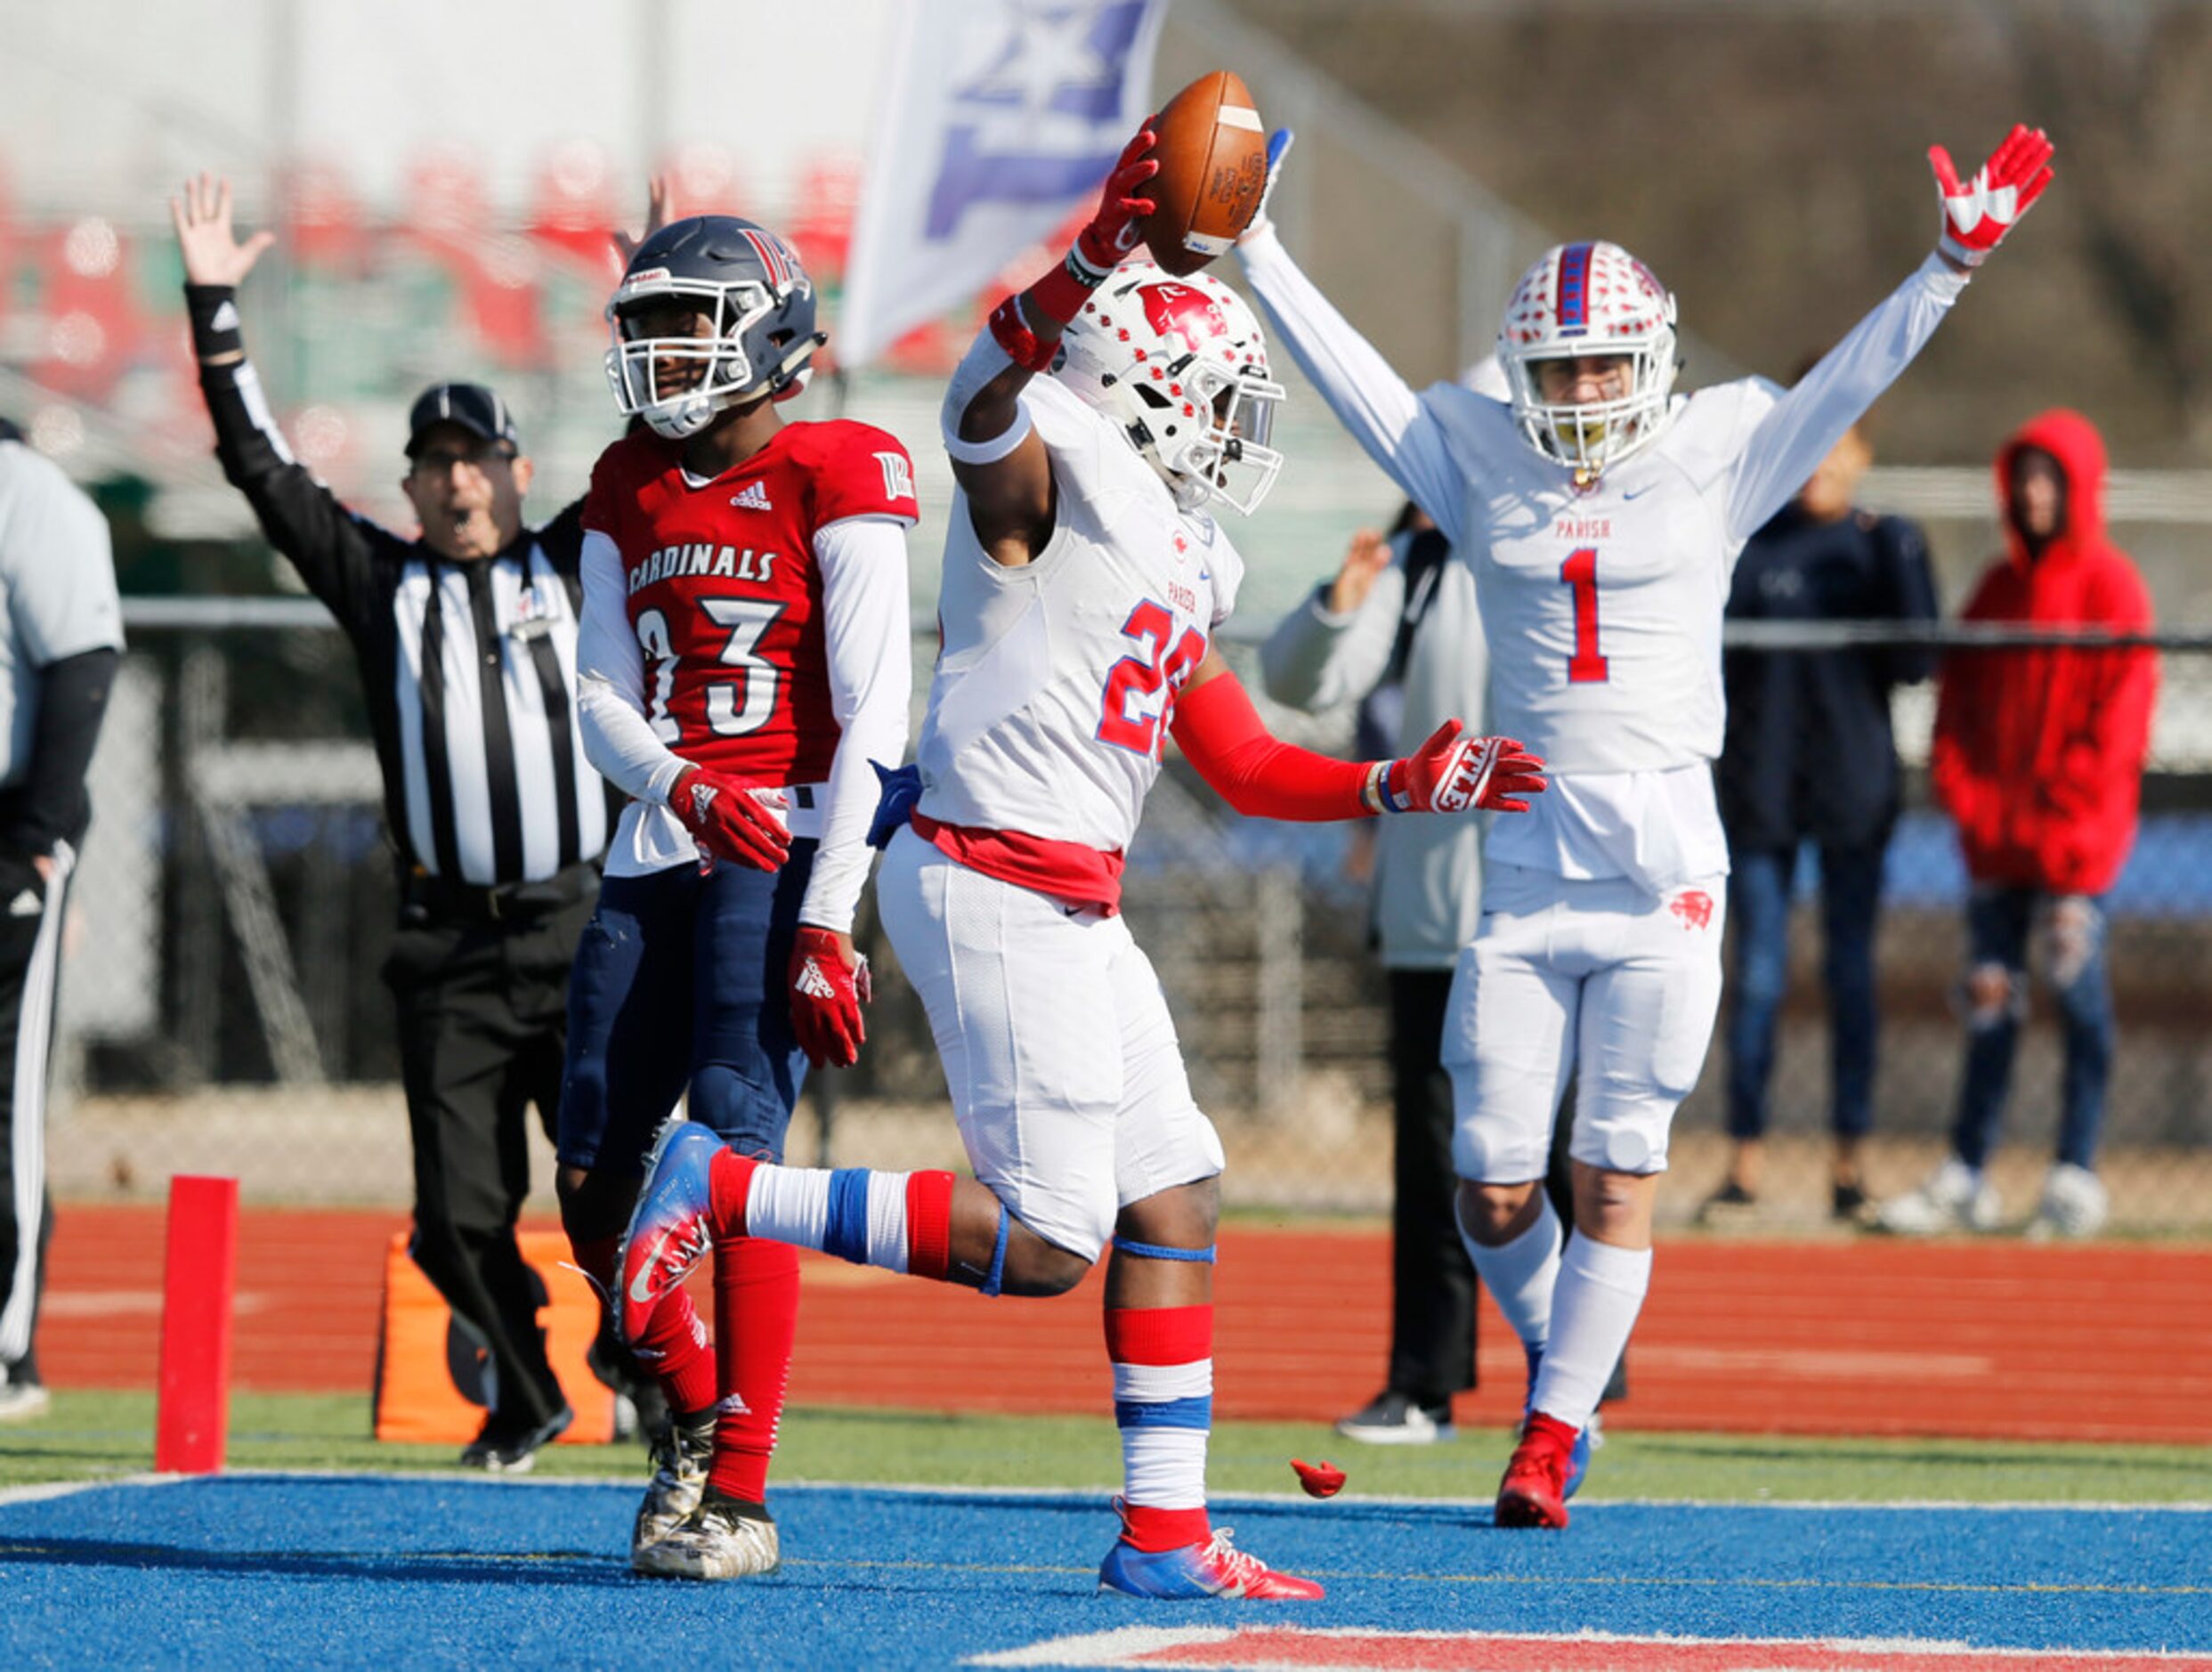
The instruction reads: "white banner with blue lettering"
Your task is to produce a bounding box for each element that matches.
[839,0,1169,369]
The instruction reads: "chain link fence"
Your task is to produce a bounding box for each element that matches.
[43,607,2212,1238]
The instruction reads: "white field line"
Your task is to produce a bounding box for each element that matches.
[15,1471,2209,1515]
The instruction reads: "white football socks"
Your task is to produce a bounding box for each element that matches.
[1460,1190,1562,1352]
[1532,1235,1650,1432]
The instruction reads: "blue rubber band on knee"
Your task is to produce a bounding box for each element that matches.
[1114,1238,1216,1264]
[980,1205,1011,1297]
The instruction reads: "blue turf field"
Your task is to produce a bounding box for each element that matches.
[4,1476,2208,1668]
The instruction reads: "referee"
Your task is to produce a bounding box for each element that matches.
[0,418,123,1422]
[174,175,614,1470]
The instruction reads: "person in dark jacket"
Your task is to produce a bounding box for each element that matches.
[1882,409,2155,1239]
[1706,413,1938,1225]
[173,174,637,1469]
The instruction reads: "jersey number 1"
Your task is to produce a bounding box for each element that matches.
[1560,548,1609,684]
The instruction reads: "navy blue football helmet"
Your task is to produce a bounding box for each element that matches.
[604,215,825,440]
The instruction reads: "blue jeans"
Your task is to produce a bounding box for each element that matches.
[1724,840,1886,1142]
[1951,886,2112,1173]
[556,842,816,1176]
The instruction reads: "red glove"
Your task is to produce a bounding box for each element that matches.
[790,926,871,1069]
[670,767,790,873]
[1931,125,2054,270]
[1379,723,1546,815]
[1025,121,1160,327]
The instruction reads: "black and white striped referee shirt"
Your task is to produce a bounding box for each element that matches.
[188,285,613,888]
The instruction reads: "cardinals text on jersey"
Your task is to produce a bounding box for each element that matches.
[583,419,919,787]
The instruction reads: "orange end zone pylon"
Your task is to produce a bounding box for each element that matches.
[154,1175,239,1473]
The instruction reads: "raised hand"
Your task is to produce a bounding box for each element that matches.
[1073,120,1161,278]
[1930,124,2055,271]
[669,767,792,873]
[612,174,671,266]
[1242,128,1294,243]
[170,173,276,288]
[1381,723,1547,815]
[1326,528,1392,616]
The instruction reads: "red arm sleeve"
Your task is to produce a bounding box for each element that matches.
[1169,668,1380,822]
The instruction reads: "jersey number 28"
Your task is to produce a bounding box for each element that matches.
[1099,600,1205,759]
[635,598,787,742]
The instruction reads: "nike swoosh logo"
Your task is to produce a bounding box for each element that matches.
[628,1234,674,1303]
[1622,486,1653,500]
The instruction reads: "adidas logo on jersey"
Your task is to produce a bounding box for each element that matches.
[729,482,774,512]
[793,957,838,1001]
[6,889,39,918]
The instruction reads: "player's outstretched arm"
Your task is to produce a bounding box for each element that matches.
[943,121,1158,566]
[1729,126,2054,545]
[173,172,385,614]
[1231,133,1467,545]
[1171,650,1543,821]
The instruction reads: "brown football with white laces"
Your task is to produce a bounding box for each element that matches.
[1138,69,1268,277]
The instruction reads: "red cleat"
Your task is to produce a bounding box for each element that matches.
[1495,1412,1579,1529]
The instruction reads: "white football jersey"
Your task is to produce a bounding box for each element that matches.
[916,374,1244,854]
[1239,229,1967,889]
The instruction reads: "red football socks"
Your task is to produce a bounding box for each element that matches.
[705,1235,800,1505]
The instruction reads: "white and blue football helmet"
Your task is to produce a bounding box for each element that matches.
[605,215,826,440]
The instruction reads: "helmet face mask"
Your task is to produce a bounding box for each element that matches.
[606,218,821,441]
[1054,263,1286,516]
[1498,241,1679,476]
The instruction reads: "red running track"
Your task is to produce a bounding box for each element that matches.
[37,1206,2212,1445]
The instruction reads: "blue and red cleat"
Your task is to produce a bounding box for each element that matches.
[1098,1501,1324,1600]
[614,1118,726,1343]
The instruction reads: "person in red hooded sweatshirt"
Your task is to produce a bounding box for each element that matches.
[1881,410,2156,1240]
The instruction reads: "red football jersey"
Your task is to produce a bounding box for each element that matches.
[582,419,920,785]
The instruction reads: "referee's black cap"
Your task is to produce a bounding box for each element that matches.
[404,383,520,458]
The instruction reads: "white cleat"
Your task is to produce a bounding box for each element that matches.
[1879,1158,2000,1235]
[630,1411,717,1568]
[633,1489,782,1581]
[2027,1162,2109,1241]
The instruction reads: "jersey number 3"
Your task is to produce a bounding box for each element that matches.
[1099,601,1204,759]
[1561,547,1610,684]
[635,599,787,742]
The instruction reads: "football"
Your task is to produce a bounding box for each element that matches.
[1138,69,1268,277]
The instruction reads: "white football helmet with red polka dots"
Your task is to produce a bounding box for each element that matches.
[1498,240,1679,475]
[1055,261,1285,515]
